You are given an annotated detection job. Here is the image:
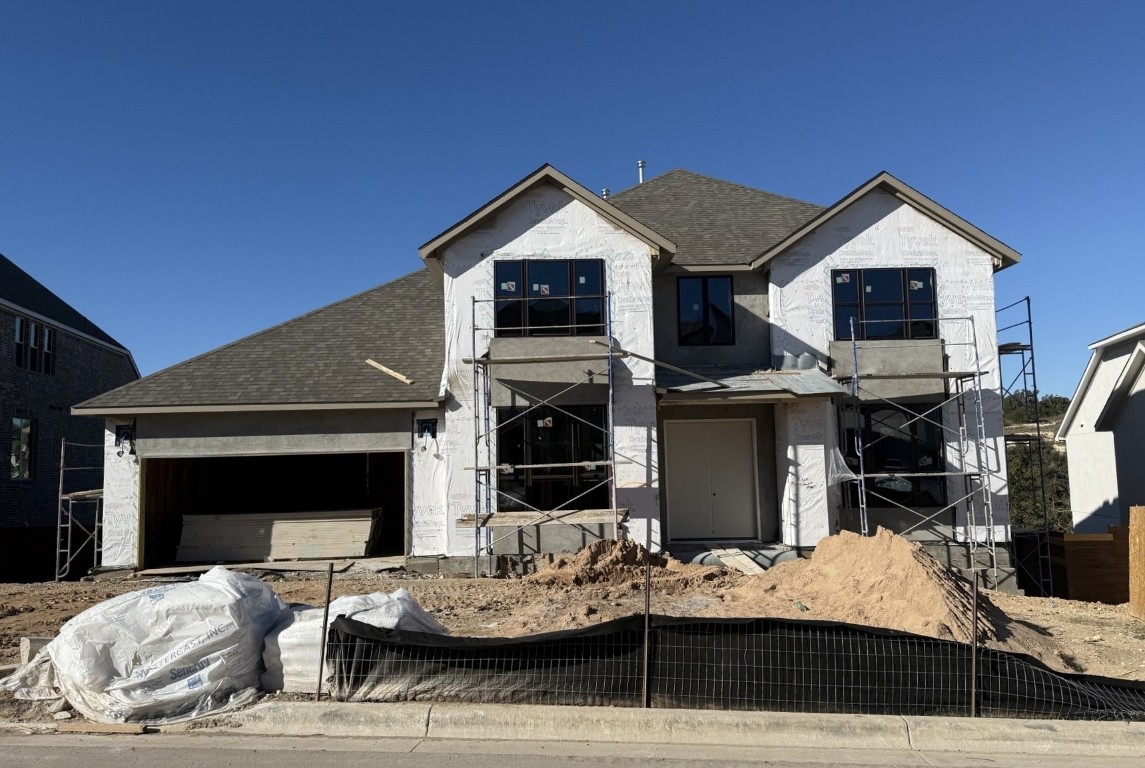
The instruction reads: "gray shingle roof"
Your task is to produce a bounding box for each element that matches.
[608,170,824,266]
[76,269,443,411]
[0,253,127,348]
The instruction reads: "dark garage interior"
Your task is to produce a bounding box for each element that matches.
[140,451,405,567]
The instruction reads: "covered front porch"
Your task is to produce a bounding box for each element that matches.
[656,365,848,549]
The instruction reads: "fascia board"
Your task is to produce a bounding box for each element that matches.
[1057,350,1105,440]
[418,165,676,262]
[748,172,1021,271]
[0,297,132,357]
[1088,321,1145,351]
[72,400,443,417]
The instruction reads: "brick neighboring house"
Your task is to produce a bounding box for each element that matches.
[0,254,138,581]
[77,165,1018,583]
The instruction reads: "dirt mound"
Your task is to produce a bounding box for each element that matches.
[530,539,671,585]
[719,529,1012,646]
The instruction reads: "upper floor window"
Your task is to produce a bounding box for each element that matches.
[832,268,936,341]
[494,259,605,337]
[10,417,34,480]
[677,276,734,345]
[14,316,56,374]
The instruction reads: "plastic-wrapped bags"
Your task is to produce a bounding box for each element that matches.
[262,588,447,692]
[0,567,289,724]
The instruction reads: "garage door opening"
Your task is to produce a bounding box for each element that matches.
[141,452,405,567]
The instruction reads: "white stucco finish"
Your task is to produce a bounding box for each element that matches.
[101,421,140,568]
[1063,338,1145,531]
[769,189,1009,545]
[417,184,660,557]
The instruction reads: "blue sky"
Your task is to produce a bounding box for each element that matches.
[2,1,1142,398]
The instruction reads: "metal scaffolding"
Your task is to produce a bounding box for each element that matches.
[463,291,625,577]
[55,437,104,581]
[841,315,1000,583]
[997,296,1053,596]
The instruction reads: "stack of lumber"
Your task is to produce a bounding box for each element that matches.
[176,509,376,563]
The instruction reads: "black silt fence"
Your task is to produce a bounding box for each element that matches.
[327,615,1145,720]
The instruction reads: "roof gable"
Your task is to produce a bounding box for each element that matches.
[0,253,128,350]
[1057,322,1145,439]
[1094,342,1145,431]
[750,172,1021,271]
[418,164,675,267]
[608,170,824,267]
[75,269,444,414]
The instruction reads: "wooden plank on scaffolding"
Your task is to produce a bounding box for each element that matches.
[1131,506,1145,619]
[455,508,628,527]
[711,548,767,575]
[175,509,376,563]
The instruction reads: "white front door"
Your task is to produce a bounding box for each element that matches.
[664,419,758,540]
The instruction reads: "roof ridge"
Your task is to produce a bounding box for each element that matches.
[611,168,823,209]
[125,267,430,384]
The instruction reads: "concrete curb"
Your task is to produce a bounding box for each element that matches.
[217,701,1145,756]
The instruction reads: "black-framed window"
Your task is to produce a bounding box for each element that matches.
[832,268,936,340]
[841,403,946,508]
[495,405,608,512]
[494,259,605,337]
[677,276,734,345]
[10,417,34,480]
[14,316,55,374]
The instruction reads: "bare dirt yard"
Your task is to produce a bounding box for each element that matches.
[2,529,1143,683]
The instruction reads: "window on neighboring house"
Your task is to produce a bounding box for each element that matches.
[677,276,734,345]
[494,259,605,337]
[840,403,946,508]
[10,417,34,480]
[13,316,56,374]
[832,268,936,340]
[495,405,609,512]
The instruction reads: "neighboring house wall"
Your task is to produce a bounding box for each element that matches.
[769,189,1009,543]
[1112,377,1145,519]
[0,308,137,527]
[1064,337,1145,532]
[420,184,661,557]
[652,270,771,369]
[0,307,136,579]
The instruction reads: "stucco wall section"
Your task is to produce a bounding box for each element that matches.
[769,189,1009,544]
[134,409,414,458]
[427,185,660,557]
[101,420,140,568]
[652,270,770,369]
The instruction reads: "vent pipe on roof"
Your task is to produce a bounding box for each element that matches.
[601,188,610,199]
[637,159,645,184]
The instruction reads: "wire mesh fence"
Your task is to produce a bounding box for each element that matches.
[325,611,1145,720]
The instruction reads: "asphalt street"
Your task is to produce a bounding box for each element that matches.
[1,733,1142,768]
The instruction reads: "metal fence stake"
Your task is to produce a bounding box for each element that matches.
[970,575,979,717]
[315,561,335,701]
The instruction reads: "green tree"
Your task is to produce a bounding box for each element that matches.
[1006,439,1072,531]
[1002,390,1073,531]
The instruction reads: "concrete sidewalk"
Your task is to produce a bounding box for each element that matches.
[189,700,1145,757]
